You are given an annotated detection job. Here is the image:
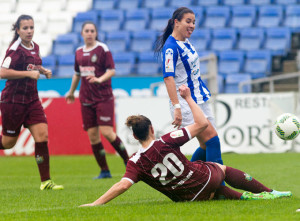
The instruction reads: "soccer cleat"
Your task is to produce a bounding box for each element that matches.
[40,179,64,190]
[241,191,275,200]
[94,170,112,179]
[271,190,292,198]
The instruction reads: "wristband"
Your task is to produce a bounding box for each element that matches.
[173,104,181,109]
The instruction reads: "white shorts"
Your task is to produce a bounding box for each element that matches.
[169,99,216,128]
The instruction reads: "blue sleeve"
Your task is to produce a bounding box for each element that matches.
[162,43,178,78]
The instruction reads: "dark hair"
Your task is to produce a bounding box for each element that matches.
[81,21,99,41]
[10,14,34,46]
[154,7,194,57]
[126,115,152,141]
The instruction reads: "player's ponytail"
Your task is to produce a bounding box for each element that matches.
[154,7,194,57]
[10,14,33,46]
[126,115,152,141]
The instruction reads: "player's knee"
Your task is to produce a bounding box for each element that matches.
[2,139,17,149]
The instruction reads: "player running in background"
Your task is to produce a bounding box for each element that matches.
[66,21,129,179]
[0,15,63,190]
[80,85,291,206]
[154,7,223,171]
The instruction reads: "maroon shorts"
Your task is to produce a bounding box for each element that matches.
[0,99,47,137]
[193,162,225,201]
[81,97,114,131]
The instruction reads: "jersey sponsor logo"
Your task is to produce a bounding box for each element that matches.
[79,66,95,77]
[31,51,36,54]
[170,130,184,138]
[91,54,97,63]
[27,64,40,71]
[165,48,174,73]
[83,53,90,56]
[100,116,111,122]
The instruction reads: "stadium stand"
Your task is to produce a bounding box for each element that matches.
[113,52,136,76]
[238,28,265,51]
[224,74,252,93]
[204,6,231,28]
[53,33,79,56]
[117,0,141,10]
[42,55,57,76]
[196,0,219,6]
[130,30,157,52]
[93,0,116,10]
[39,0,66,13]
[248,0,272,5]
[15,0,41,14]
[231,5,257,28]
[99,9,124,32]
[189,29,211,51]
[284,5,300,33]
[56,54,75,77]
[244,50,272,79]
[222,0,247,5]
[169,0,194,8]
[65,0,93,16]
[123,8,149,31]
[72,11,98,33]
[218,50,245,76]
[257,5,283,28]
[211,28,237,51]
[47,12,73,39]
[264,27,291,56]
[150,8,174,31]
[136,51,161,76]
[106,30,131,53]
[144,0,167,8]
[0,0,16,13]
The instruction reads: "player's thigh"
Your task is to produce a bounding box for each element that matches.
[95,98,114,127]
[196,121,218,144]
[1,102,26,137]
[81,104,98,131]
[1,135,18,149]
[28,123,48,142]
[24,99,48,127]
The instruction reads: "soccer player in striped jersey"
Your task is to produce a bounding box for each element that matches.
[66,22,129,179]
[155,7,223,173]
[0,15,63,190]
[80,85,291,206]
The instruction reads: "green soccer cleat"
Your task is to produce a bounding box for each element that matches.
[271,190,292,198]
[40,179,64,190]
[241,191,275,200]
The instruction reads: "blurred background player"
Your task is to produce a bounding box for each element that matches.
[155,7,223,170]
[80,85,291,206]
[0,14,63,190]
[66,21,129,179]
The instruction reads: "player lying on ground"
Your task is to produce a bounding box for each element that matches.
[80,85,291,206]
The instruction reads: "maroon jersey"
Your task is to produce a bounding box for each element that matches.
[1,37,41,104]
[75,41,115,104]
[123,128,212,202]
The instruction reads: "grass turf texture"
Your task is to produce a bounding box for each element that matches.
[0,153,299,221]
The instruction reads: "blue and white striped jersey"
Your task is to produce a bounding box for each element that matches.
[162,35,210,104]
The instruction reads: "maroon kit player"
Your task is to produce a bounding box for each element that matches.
[0,15,63,190]
[80,85,291,206]
[66,22,129,179]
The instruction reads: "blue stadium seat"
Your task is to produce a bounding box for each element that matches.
[211,28,237,51]
[257,5,283,28]
[264,27,291,56]
[117,0,141,10]
[42,55,57,76]
[225,74,251,93]
[144,0,167,8]
[218,50,245,76]
[238,28,265,50]
[106,31,131,53]
[113,52,136,76]
[136,52,160,76]
[189,29,211,51]
[273,0,297,5]
[244,50,272,79]
[56,54,75,77]
[195,0,220,6]
[169,0,194,7]
[193,6,205,27]
[284,5,300,33]
[248,0,272,5]
[198,51,216,74]
[99,9,124,32]
[131,30,158,52]
[53,33,79,56]
[150,8,174,31]
[124,9,149,31]
[204,6,231,28]
[222,0,247,5]
[73,11,98,33]
[231,6,256,28]
[93,0,116,10]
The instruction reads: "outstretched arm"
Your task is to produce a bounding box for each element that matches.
[179,85,208,138]
[79,179,133,207]
[65,74,81,104]
[0,68,40,80]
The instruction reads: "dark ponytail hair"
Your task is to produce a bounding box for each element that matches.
[10,14,33,46]
[126,115,152,141]
[154,7,194,57]
[82,21,99,41]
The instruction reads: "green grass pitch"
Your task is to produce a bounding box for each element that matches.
[0,153,299,221]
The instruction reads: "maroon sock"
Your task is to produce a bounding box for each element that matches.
[92,142,109,171]
[215,186,243,200]
[110,136,129,164]
[225,166,272,193]
[35,142,50,182]
[0,136,4,149]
